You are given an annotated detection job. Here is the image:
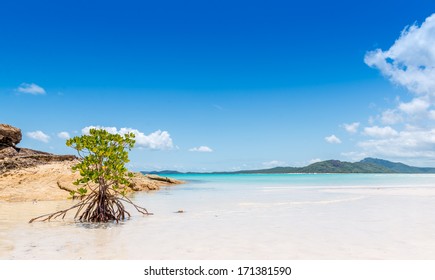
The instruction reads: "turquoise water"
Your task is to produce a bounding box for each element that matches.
[164,173,435,187]
[134,173,435,213]
[2,173,435,259]
[139,173,435,210]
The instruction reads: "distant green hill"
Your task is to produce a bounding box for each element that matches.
[360,158,435,173]
[231,166,298,174]
[296,160,392,173]
[142,158,435,174]
[231,159,392,174]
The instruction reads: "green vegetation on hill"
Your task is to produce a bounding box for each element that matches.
[143,158,435,174]
[231,159,391,174]
[296,160,392,173]
[360,158,435,173]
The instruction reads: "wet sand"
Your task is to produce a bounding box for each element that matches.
[2,176,435,259]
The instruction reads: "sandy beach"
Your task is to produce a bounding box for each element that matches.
[0,161,182,202]
[2,174,435,260]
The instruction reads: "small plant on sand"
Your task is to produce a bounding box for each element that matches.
[30,129,150,223]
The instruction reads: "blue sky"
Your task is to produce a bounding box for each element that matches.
[1,0,435,171]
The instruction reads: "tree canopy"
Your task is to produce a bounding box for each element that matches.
[30,129,150,223]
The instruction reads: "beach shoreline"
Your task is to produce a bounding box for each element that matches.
[2,173,435,260]
[0,161,183,202]
[0,124,184,203]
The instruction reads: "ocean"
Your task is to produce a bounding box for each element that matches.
[1,173,435,259]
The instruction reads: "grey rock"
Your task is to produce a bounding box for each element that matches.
[0,124,22,148]
[0,124,77,174]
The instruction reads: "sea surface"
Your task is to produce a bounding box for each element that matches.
[1,173,435,259]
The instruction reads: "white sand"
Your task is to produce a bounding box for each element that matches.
[2,182,435,260]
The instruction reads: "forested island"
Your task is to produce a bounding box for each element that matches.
[145,158,435,175]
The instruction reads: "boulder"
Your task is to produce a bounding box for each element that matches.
[145,174,183,184]
[0,147,78,174]
[0,147,18,159]
[0,123,184,201]
[0,124,77,173]
[0,124,22,148]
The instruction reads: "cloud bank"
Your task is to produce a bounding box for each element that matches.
[82,126,174,150]
[363,126,398,138]
[364,14,435,97]
[358,13,435,162]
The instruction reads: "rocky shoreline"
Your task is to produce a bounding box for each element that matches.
[0,124,183,202]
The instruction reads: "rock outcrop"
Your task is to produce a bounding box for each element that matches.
[145,174,182,184]
[0,124,70,173]
[0,147,77,174]
[0,124,22,148]
[0,161,183,202]
[0,123,183,202]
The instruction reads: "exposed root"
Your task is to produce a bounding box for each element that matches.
[29,186,151,223]
[56,181,75,193]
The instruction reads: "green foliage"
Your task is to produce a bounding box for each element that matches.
[231,159,395,174]
[297,160,392,173]
[66,128,136,196]
[360,158,435,173]
[30,128,150,223]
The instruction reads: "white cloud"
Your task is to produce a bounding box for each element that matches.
[358,128,435,158]
[189,146,213,152]
[365,14,435,121]
[358,14,435,163]
[325,135,342,144]
[121,128,174,150]
[17,83,46,95]
[82,126,174,150]
[82,126,118,135]
[57,132,70,139]
[262,160,286,167]
[364,13,435,96]
[27,131,50,143]
[363,126,398,138]
[381,109,403,125]
[343,122,360,133]
[398,98,430,115]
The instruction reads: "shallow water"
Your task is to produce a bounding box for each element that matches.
[2,174,435,259]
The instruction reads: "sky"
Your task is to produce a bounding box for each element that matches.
[1,0,435,171]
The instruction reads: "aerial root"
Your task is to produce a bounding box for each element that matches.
[29,189,152,223]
